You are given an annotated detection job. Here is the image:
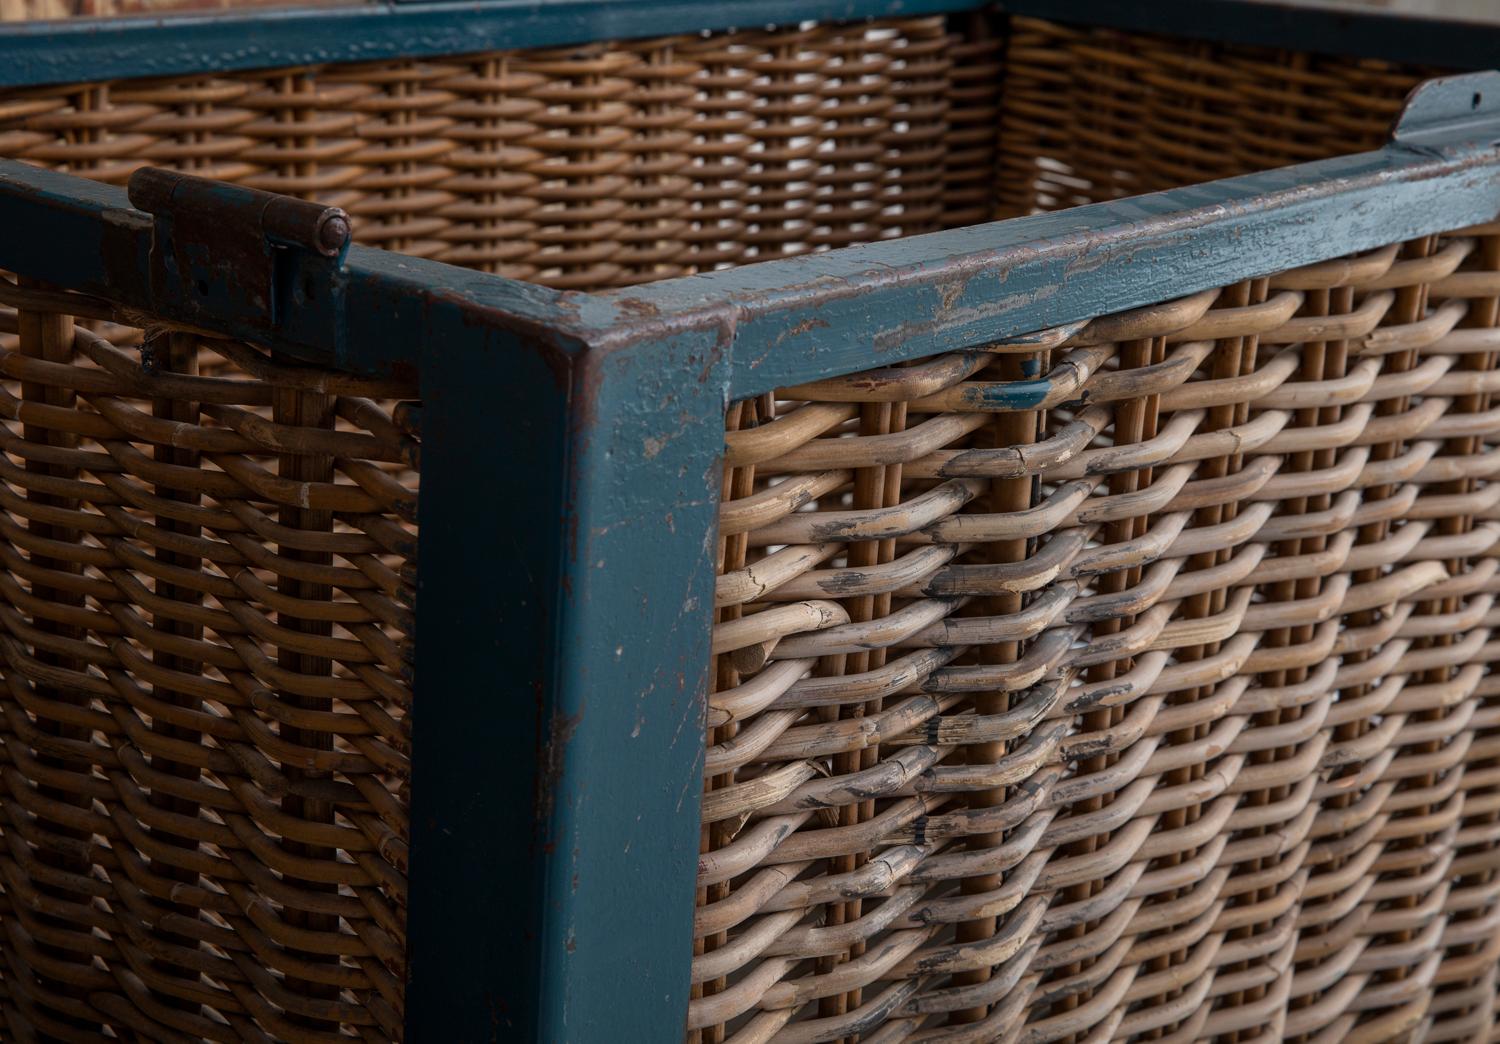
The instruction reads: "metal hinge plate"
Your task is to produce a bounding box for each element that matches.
[127,167,351,340]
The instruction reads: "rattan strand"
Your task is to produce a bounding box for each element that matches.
[0,0,330,18]
[705,229,1500,1042]
[0,15,1446,274]
[0,283,416,1042]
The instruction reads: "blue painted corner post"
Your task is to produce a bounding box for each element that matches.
[407,291,731,1041]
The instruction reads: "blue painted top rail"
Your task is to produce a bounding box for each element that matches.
[570,71,1500,397]
[3,71,1500,401]
[1,0,1498,88]
[0,0,983,88]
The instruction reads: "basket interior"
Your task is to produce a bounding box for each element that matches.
[0,15,1441,293]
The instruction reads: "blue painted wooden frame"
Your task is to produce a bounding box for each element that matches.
[1,0,1497,90]
[1,66,1499,1043]
[0,0,986,88]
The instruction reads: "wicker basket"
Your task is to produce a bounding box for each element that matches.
[3,8,1500,1043]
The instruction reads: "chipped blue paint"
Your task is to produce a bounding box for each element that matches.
[409,311,724,1041]
[959,378,1055,410]
[1,68,1499,1044]
[1393,71,1500,150]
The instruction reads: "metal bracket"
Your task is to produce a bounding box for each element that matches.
[1391,70,1500,155]
[127,167,351,340]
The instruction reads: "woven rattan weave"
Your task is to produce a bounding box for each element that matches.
[0,17,1000,286]
[994,18,1439,217]
[705,231,1500,1042]
[0,282,416,1041]
[0,17,1440,286]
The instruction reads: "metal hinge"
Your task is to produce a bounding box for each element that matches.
[127,167,351,342]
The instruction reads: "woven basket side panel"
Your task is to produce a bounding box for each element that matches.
[0,282,417,1041]
[995,17,1442,217]
[700,227,1500,1040]
[0,17,1001,290]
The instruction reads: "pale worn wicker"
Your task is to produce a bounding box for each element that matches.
[703,231,1500,1043]
[1,7,1499,1044]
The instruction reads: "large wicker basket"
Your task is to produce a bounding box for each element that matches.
[2,3,1499,1042]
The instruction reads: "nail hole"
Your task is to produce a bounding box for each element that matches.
[1474,92,1484,109]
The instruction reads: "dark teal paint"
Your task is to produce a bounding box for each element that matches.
[961,378,1055,410]
[127,170,353,338]
[412,310,727,1040]
[528,321,728,1041]
[0,0,984,88]
[410,317,572,1040]
[0,158,565,379]
[409,304,718,1040]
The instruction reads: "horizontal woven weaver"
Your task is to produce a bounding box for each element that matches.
[0,17,1001,287]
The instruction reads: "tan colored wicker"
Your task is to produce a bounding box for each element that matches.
[0,280,415,1041]
[1,0,353,20]
[994,17,1443,216]
[704,229,1500,1042]
[0,16,1448,275]
[0,18,1003,288]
